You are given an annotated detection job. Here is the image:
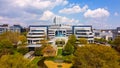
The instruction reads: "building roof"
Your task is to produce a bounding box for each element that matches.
[42,45,56,52]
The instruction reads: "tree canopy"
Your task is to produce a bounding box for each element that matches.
[0,39,14,57]
[79,38,88,44]
[63,41,74,55]
[113,36,120,52]
[73,44,120,68]
[0,54,35,68]
[0,31,20,45]
[18,35,27,44]
[68,34,76,45]
[63,35,76,55]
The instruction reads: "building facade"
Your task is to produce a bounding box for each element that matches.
[94,29,113,41]
[94,27,120,41]
[27,24,94,45]
[0,24,9,34]
[0,24,25,34]
[9,25,24,33]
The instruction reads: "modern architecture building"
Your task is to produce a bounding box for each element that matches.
[94,29,113,41]
[0,24,9,34]
[94,27,120,41]
[9,25,25,33]
[101,29,113,41]
[27,24,94,45]
[0,24,25,34]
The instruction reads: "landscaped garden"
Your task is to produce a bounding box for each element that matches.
[1,31,120,68]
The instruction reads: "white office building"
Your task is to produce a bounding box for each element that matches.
[27,24,94,45]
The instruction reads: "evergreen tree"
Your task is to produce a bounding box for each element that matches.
[63,41,74,55]
[68,34,76,45]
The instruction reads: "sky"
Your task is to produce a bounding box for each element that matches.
[0,0,120,29]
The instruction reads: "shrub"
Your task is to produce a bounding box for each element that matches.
[17,47,29,55]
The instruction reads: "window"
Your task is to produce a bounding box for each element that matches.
[76,33,87,35]
[29,33,44,35]
[76,30,89,32]
[31,30,44,32]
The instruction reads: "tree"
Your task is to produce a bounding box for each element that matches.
[63,41,74,55]
[40,39,48,46]
[0,39,14,57]
[21,32,27,36]
[17,47,29,55]
[73,44,120,68]
[18,35,27,44]
[68,35,76,45]
[94,38,107,43]
[62,35,76,55]
[0,54,35,68]
[34,47,42,56]
[0,39,13,48]
[113,36,120,52]
[0,31,20,45]
[79,38,88,44]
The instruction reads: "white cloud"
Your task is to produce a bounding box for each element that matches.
[0,0,69,26]
[84,8,110,18]
[40,10,79,24]
[40,10,55,20]
[0,16,26,26]
[60,16,79,23]
[13,0,68,10]
[84,18,111,29]
[59,5,88,14]
[114,12,119,16]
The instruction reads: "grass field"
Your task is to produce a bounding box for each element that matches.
[57,49,62,56]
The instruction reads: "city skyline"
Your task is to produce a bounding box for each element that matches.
[0,0,120,29]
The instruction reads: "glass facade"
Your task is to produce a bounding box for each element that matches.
[55,30,65,37]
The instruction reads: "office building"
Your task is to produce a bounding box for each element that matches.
[27,24,94,45]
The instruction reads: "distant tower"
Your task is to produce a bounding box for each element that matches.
[53,16,61,25]
[53,16,56,25]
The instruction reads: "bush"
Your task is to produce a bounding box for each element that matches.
[17,47,29,55]
[34,47,42,56]
[63,55,73,63]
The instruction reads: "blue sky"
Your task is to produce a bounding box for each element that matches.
[0,0,120,29]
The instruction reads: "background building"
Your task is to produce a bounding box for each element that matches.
[0,24,9,34]
[0,24,25,34]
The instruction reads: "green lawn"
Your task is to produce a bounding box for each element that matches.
[31,56,42,68]
[57,49,63,56]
